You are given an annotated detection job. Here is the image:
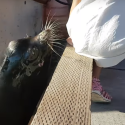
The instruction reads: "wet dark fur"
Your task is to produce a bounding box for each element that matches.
[0,35,52,125]
[0,14,66,124]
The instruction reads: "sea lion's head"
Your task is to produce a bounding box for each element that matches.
[0,16,63,87]
[26,19,62,69]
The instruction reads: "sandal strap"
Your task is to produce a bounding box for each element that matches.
[92,78,112,99]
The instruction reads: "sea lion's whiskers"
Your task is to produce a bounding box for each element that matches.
[51,22,60,27]
[50,34,59,37]
[50,34,63,39]
[52,22,60,26]
[49,38,62,41]
[51,30,60,35]
[46,13,56,29]
[49,38,63,41]
[37,13,63,56]
[47,43,61,57]
[50,23,60,30]
[50,26,59,31]
[52,45,64,50]
[48,19,59,29]
[50,32,59,37]
[45,10,51,30]
[50,42,65,46]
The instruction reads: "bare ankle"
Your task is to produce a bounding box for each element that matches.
[93,61,102,79]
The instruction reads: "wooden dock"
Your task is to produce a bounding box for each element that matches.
[29,45,93,125]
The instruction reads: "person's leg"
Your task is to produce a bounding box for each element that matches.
[92,60,112,102]
[93,61,102,79]
[66,38,112,102]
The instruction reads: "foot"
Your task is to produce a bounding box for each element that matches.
[92,78,112,102]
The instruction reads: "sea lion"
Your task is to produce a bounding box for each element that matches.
[0,16,63,125]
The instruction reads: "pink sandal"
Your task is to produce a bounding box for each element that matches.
[92,78,112,102]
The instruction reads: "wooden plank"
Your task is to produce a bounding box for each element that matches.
[29,45,92,125]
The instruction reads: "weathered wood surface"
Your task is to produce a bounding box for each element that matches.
[29,45,92,125]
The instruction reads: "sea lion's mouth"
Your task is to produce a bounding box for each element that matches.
[38,60,44,67]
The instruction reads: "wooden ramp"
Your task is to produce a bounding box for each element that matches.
[29,45,92,125]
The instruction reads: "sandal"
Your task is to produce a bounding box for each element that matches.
[92,77,112,102]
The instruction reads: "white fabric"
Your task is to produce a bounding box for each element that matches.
[66,0,125,67]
